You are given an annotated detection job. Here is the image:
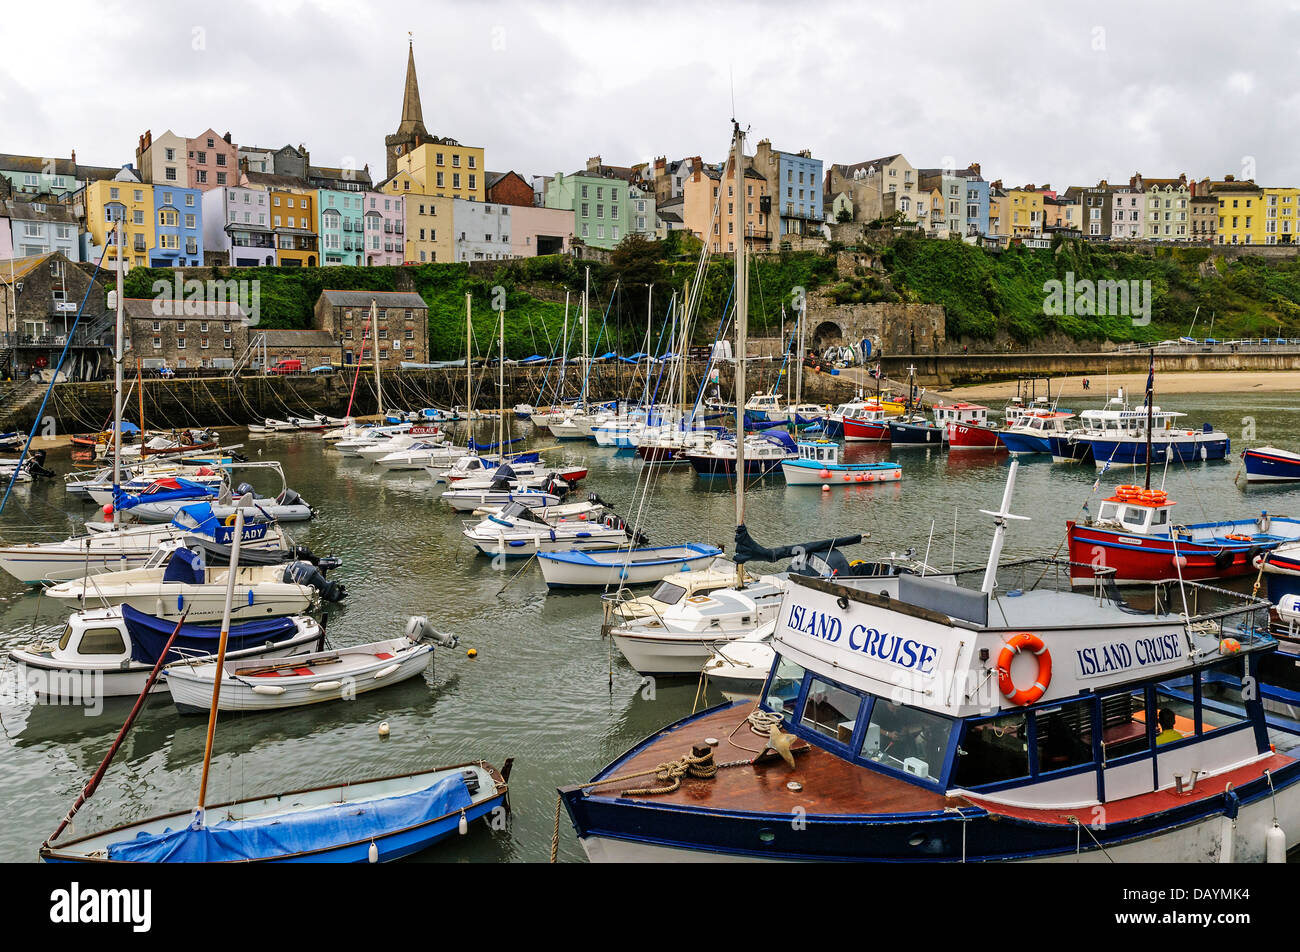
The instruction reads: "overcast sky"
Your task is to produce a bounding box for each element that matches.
[3,0,1298,190]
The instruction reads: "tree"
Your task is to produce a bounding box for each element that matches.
[835,206,853,223]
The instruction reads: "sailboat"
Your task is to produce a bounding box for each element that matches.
[39,510,511,864]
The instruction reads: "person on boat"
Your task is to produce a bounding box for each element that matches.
[1155,707,1182,745]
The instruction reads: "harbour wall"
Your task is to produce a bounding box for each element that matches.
[9,348,1300,434]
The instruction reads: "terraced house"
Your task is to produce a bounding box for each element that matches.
[1262,187,1298,244]
[544,171,656,250]
[77,166,154,270]
[753,139,823,239]
[1132,173,1190,240]
[150,185,203,267]
[1211,178,1264,245]
[1064,183,1112,240]
[186,129,238,191]
[135,130,189,187]
[1,200,80,260]
[682,158,769,253]
[201,185,275,267]
[0,153,78,198]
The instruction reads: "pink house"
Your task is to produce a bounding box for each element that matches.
[187,129,239,192]
[509,204,573,258]
[1111,186,1142,239]
[362,191,405,266]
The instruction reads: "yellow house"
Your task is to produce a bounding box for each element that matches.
[987,189,1009,236]
[402,194,454,263]
[386,141,485,202]
[1215,181,1265,245]
[1263,187,1299,245]
[1007,188,1044,237]
[83,177,154,269]
[269,189,319,266]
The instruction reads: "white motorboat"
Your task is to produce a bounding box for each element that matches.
[165,619,455,714]
[10,604,323,700]
[536,543,724,589]
[375,441,468,472]
[0,502,288,585]
[441,487,566,513]
[41,544,335,622]
[463,502,632,558]
[247,418,298,434]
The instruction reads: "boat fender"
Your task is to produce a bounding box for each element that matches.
[996,632,1052,706]
[1214,548,1235,570]
[311,681,343,692]
[1246,545,1264,564]
[251,684,287,696]
[1267,821,1287,863]
[373,663,400,679]
[1258,512,1271,534]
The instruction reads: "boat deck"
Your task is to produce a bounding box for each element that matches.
[587,702,959,816]
[965,752,1297,826]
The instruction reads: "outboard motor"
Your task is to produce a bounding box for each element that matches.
[278,488,302,507]
[405,615,459,648]
[234,482,256,498]
[25,450,56,479]
[286,543,341,572]
[282,561,346,602]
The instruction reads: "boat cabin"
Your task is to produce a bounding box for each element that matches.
[931,402,988,427]
[1011,410,1074,435]
[761,566,1276,811]
[1093,485,1174,535]
[1078,406,1184,436]
[745,394,783,413]
[795,440,841,466]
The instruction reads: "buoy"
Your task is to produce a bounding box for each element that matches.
[1267,821,1286,862]
[842,473,851,481]
[458,811,469,836]
[818,469,830,479]
[102,503,113,517]
[368,840,379,863]
[1173,555,1188,568]
[378,721,390,737]
[821,484,830,492]
[467,648,477,658]
[1220,637,1242,654]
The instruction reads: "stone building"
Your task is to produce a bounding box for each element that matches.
[314,289,428,368]
[261,329,341,368]
[0,250,114,379]
[122,297,250,371]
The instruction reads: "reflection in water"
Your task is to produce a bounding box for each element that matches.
[0,392,1295,861]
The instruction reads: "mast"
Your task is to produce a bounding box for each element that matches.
[465,292,472,420]
[733,123,747,531]
[370,300,383,415]
[582,267,590,406]
[195,508,246,825]
[112,219,123,527]
[498,297,505,452]
[560,291,569,404]
[681,279,689,423]
[1144,349,1154,491]
[795,299,805,406]
[643,283,653,408]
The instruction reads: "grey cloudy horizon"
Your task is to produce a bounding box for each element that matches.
[2,0,1297,190]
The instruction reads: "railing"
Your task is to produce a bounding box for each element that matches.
[0,329,113,349]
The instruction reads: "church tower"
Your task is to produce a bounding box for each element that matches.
[385,40,431,181]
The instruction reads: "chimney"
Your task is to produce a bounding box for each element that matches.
[1225,174,1235,182]
[969,162,980,175]
[71,149,77,165]
[223,131,232,143]
[586,156,601,173]
[1178,172,1187,185]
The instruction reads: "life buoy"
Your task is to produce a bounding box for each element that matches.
[223,514,237,527]
[996,632,1052,706]
[1225,533,1252,542]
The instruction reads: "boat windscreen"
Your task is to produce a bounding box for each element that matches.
[649,580,687,607]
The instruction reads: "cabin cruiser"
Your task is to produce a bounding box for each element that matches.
[686,431,797,477]
[561,464,1300,862]
[1071,403,1230,467]
[462,501,635,558]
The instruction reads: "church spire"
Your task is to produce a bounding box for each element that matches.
[400,38,425,131]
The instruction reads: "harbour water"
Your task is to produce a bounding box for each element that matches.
[0,388,1295,862]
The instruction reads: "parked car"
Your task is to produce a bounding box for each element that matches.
[267,359,302,375]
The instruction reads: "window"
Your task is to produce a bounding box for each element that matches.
[453,173,461,189]
[134,190,143,202]
[166,167,177,181]
[467,155,475,169]
[798,675,860,743]
[452,154,460,168]
[436,152,445,165]
[152,337,162,349]
[1035,699,1094,772]
[224,338,232,349]
[177,337,186,349]
[861,700,952,780]
[436,172,444,188]
[201,337,209,349]
[953,711,1029,788]
[468,174,476,191]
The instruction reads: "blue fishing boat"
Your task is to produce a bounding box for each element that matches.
[887,417,944,445]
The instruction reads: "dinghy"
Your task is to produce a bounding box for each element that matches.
[536,543,723,588]
[463,502,635,558]
[166,617,456,714]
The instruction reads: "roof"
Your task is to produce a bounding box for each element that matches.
[123,298,249,320]
[273,226,317,236]
[658,209,683,224]
[0,154,76,176]
[318,290,427,309]
[0,200,77,223]
[309,165,373,187]
[262,329,338,348]
[833,155,904,178]
[0,253,56,280]
[78,166,121,183]
[243,171,312,190]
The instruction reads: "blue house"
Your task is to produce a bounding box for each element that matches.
[151,185,203,267]
[962,174,990,238]
[754,139,823,238]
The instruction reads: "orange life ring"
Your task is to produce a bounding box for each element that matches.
[997,632,1052,706]
[1225,533,1252,542]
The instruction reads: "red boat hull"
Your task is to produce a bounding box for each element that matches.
[842,418,890,442]
[945,422,1004,451]
[1066,521,1261,584]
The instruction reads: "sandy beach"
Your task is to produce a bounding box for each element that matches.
[932,370,1300,403]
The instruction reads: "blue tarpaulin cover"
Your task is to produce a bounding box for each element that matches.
[115,477,212,510]
[123,603,302,665]
[105,773,474,862]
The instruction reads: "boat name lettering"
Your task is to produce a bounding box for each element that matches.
[785,604,939,674]
[1075,633,1182,679]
